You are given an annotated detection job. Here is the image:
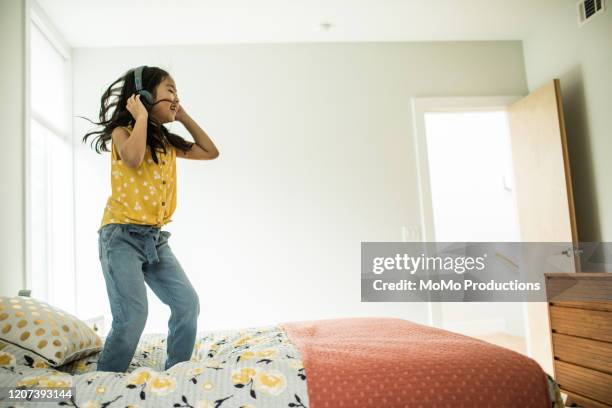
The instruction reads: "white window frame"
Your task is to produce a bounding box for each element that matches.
[24,0,75,308]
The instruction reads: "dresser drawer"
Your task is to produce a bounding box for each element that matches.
[545,273,612,302]
[546,274,612,407]
[549,305,612,342]
[552,333,612,374]
[551,301,612,312]
[564,390,612,408]
[555,360,612,405]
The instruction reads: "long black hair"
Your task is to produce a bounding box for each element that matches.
[80,66,194,164]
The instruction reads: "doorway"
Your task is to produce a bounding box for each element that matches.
[424,110,519,242]
[412,96,528,354]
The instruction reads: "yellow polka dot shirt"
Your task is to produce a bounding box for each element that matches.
[99,124,177,232]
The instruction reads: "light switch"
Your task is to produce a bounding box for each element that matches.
[402,225,421,242]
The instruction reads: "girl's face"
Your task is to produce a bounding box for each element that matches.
[150,76,180,123]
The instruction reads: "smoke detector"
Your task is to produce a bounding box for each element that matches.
[316,22,334,32]
[577,0,606,27]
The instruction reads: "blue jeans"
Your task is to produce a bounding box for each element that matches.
[97,223,200,372]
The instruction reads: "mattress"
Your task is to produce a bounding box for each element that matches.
[0,317,563,408]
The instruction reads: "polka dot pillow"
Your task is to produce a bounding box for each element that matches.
[0,296,102,367]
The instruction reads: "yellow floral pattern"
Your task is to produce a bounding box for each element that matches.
[99,124,177,232]
[0,325,309,408]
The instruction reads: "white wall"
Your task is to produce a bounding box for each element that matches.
[72,41,529,333]
[523,2,612,249]
[0,0,25,297]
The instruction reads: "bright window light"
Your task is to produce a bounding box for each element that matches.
[28,15,75,313]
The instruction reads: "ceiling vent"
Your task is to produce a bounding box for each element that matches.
[577,0,606,26]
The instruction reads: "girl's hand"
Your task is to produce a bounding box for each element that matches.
[175,104,189,123]
[126,94,148,121]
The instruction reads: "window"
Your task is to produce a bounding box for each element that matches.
[27,7,75,313]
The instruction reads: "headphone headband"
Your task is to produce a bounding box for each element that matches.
[134,65,146,91]
[133,65,154,106]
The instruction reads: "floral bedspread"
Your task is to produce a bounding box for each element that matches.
[0,324,308,408]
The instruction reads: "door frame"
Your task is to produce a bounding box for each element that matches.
[410,96,522,329]
[411,96,522,243]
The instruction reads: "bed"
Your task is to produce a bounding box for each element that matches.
[0,317,563,408]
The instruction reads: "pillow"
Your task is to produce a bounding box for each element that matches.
[0,339,54,370]
[0,296,102,366]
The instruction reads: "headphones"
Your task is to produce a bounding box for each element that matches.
[133,65,155,107]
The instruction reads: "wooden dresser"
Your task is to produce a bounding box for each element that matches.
[545,273,612,408]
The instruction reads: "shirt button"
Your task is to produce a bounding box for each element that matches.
[162,161,166,165]
[162,180,166,184]
[162,202,166,206]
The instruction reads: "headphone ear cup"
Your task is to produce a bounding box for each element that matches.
[139,90,154,107]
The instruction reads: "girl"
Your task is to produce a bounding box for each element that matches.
[81,65,219,372]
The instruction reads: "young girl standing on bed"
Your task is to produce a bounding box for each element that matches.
[81,65,219,373]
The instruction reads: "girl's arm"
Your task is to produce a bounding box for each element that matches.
[114,94,148,168]
[176,109,220,160]
[113,115,148,168]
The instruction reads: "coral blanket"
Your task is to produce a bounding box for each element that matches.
[280,317,551,408]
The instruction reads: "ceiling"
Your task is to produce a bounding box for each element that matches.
[36,0,559,48]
